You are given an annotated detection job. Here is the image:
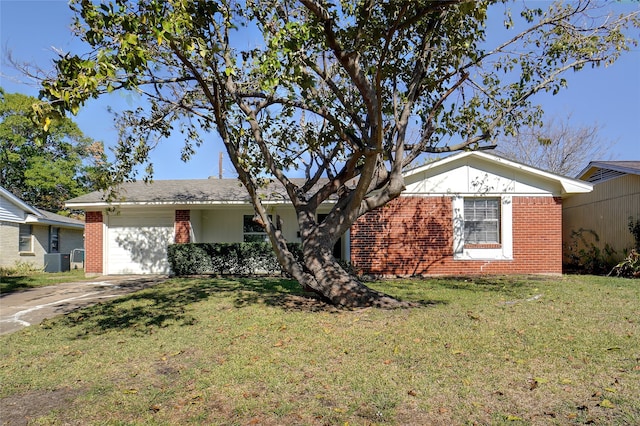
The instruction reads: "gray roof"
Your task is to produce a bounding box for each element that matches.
[65,178,322,206]
[1,185,84,228]
[34,209,85,228]
[577,161,640,181]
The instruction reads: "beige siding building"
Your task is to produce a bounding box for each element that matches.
[563,161,640,263]
[0,187,85,270]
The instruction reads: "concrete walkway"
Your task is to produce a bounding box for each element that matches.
[0,276,167,335]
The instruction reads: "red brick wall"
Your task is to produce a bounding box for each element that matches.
[174,210,191,243]
[84,211,103,274]
[350,196,562,276]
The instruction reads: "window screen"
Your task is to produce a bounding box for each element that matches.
[19,224,33,252]
[463,198,500,244]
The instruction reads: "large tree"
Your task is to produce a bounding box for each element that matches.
[38,0,638,306]
[495,114,614,177]
[0,89,108,213]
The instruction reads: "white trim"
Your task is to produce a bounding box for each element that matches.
[404,151,593,195]
[452,195,513,261]
[65,200,337,209]
[0,187,40,216]
[401,191,555,197]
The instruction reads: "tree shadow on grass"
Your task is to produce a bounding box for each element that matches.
[0,275,38,295]
[43,277,441,336]
[45,277,336,336]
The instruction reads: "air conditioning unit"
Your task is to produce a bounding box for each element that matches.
[44,253,70,273]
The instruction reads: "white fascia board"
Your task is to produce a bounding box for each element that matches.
[467,152,593,194]
[65,200,337,209]
[401,191,558,197]
[24,214,85,229]
[403,151,593,195]
[0,187,41,217]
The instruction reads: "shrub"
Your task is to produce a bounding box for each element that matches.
[628,217,640,251]
[167,242,304,276]
[0,261,42,277]
[564,229,617,275]
[609,249,640,278]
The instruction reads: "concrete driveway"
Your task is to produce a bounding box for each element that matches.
[0,276,167,335]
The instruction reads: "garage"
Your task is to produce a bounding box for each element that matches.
[105,212,174,274]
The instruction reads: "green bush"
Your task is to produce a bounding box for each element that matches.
[563,228,617,275]
[0,261,42,277]
[167,242,304,276]
[609,249,640,278]
[628,217,640,251]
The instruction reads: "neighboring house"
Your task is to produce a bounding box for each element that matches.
[562,161,640,263]
[0,186,85,269]
[65,151,592,276]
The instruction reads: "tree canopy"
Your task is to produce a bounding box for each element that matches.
[38,0,639,306]
[0,89,108,213]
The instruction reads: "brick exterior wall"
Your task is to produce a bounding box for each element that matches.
[174,210,191,243]
[350,196,562,276]
[84,211,103,274]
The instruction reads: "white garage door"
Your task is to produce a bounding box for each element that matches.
[106,213,174,274]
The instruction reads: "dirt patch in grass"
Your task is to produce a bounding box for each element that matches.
[1,387,85,425]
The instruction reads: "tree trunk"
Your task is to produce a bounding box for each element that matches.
[297,240,414,309]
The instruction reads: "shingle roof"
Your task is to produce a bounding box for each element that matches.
[576,161,640,181]
[65,178,321,206]
[1,185,85,228]
[34,209,85,228]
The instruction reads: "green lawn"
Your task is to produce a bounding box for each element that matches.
[0,269,90,294]
[1,275,638,425]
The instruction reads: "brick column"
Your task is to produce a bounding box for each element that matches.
[175,210,191,243]
[84,211,103,274]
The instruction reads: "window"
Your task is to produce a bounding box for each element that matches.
[243,215,271,242]
[463,198,500,244]
[50,227,60,253]
[19,224,33,252]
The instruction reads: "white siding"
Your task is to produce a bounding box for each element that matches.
[405,157,561,196]
[0,196,25,223]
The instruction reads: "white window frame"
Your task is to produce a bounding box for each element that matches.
[19,223,34,253]
[452,196,513,260]
[243,214,272,243]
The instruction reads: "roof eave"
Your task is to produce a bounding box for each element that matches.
[65,200,337,209]
[576,162,640,180]
[404,151,594,195]
[24,216,85,229]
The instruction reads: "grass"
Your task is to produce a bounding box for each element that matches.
[1,275,638,425]
[0,268,91,294]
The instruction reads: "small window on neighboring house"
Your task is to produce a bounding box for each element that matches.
[463,198,500,244]
[50,227,60,253]
[243,215,272,242]
[19,224,33,252]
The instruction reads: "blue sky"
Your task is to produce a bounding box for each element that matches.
[1,0,639,181]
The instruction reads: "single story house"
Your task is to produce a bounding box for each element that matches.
[562,160,640,263]
[0,186,85,270]
[65,151,592,276]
